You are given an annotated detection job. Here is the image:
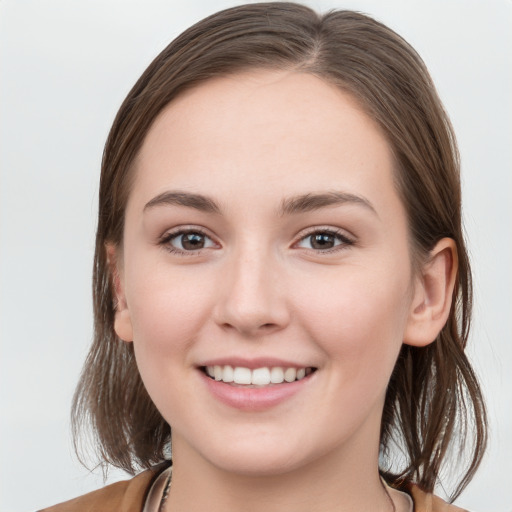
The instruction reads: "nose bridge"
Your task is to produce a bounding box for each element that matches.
[215,239,288,335]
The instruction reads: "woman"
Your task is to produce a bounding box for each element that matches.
[40,3,487,511]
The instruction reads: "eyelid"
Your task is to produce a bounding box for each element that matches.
[157,224,355,256]
[292,226,356,252]
[158,225,220,255]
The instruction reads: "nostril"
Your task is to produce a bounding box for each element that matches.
[218,320,281,336]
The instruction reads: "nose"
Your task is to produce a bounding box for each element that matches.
[213,246,291,337]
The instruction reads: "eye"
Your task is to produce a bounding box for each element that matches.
[162,229,217,253]
[296,229,353,251]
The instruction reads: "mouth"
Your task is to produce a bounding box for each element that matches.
[201,365,317,387]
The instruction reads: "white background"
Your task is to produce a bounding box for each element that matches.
[1,1,511,510]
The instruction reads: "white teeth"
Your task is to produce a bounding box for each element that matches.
[270,367,284,384]
[222,365,234,383]
[252,367,271,386]
[233,367,252,385]
[284,368,297,383]
[205,365,312,386]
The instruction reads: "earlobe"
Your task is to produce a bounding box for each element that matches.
[106,243,134,343]
[404,238,458,347]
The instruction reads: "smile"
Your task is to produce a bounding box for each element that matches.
[203,365,315,386]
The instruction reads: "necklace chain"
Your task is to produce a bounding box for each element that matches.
[158,473,171,512]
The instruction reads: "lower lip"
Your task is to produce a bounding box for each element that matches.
[200,371,313,411]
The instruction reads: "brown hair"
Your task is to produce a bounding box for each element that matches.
[72,2,487,500]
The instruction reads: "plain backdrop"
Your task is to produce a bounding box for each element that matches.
[1,1,511,510]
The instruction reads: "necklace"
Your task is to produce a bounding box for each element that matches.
[158,471,172,512]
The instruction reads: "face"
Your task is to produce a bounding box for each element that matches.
[113,70,418,477]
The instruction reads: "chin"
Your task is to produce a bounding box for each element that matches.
[211,451,304,477]
[199,432,333,478]
[180,431,303,477]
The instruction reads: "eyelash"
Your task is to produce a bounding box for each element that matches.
[294,227,355,254]
[158,227,355,256]
[159,227,217,256]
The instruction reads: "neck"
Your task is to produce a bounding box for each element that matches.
[166,428,394,512]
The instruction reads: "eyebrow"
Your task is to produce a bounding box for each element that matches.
[278,191,377,217]
[144,191,221,214]
[143,190,377,217]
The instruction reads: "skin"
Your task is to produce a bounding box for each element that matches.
[109,70,457,512]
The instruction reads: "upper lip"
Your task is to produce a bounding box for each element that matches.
[197,357,316,370]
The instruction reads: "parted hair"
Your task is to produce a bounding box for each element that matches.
[72,2,487,500]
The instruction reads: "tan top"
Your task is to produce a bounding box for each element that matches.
[39,464,468,512]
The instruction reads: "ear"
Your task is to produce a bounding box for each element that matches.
[106,243,133,343]
[403,238,458,347]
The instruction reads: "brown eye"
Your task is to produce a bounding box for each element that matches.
[310,233,336,249]
[168,231,215,251]
[181,233,205,250]
[296,230,353,251]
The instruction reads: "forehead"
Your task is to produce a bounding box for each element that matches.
[131,70,398,216]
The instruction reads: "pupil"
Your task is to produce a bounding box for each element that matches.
[311,233,334,249]
[182,233,204,250]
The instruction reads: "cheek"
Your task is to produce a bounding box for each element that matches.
[125,266,217,426]
[125,263,215,361]
[294,263,411,375]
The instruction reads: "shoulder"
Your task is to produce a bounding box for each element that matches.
[38,463,169,512]
[409,484,469,512]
